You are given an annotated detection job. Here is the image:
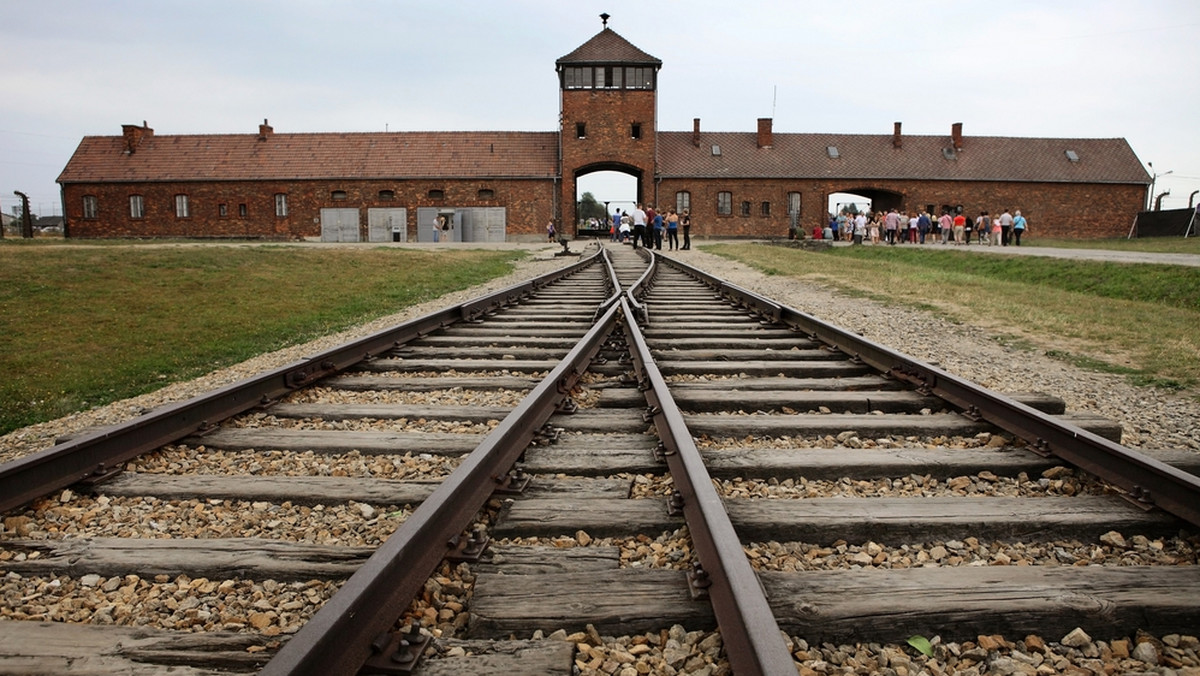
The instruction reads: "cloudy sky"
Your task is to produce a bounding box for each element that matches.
[3,0,1198,220]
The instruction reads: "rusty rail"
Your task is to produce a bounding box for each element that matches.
[0,251,601,515]
[655,255,1200,529]
[617,286,797,675]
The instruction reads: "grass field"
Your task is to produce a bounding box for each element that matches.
[0,244,526,435]
[1027,237,1200,254]
[705,243,1200,397]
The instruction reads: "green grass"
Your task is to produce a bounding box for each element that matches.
[0,244,526,435]
[704,243,1200,395]
[1028,236,1200,255]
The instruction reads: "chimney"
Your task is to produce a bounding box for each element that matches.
[692,118,701,147]
[757,118,773,149]
[951,122,963,151]
[258,118,274,141]
[121,121,153,154]
[893,122,902,148]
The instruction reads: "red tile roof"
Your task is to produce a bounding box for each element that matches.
[556,28,661,66]
[658,130,1150,185]
[58,131,560,183]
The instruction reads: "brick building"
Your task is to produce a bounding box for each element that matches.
[58,25,1150,241]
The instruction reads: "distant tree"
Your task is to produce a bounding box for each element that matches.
[577,192,607,224]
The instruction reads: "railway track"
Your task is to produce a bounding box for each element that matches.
[1,242,1198,675]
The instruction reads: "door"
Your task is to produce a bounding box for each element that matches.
[368,208,407,242]
[320,208,360,242]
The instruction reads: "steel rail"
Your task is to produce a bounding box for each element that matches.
[657,255,1200,529]
[260,286,625,676]
[0,251,602,515]
[617,288,797,675]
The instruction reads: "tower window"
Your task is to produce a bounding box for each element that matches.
[631,123,642,139]
[576,122,586,139]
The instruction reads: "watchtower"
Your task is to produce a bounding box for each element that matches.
[555,15,661,227]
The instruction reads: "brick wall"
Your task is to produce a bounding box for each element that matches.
[655,178,1145,239]
[63,178,556,240]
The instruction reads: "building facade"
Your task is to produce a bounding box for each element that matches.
[58,26,1150,241]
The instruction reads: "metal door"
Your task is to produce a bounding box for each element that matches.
[320,208,360,242]
[368,208,407,242]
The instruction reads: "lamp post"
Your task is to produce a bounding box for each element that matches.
[1146,162,1173,211]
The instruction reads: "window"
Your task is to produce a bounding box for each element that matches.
[174,194,190,218]
[740,201,751,217]
[331,190,348,201]
[563,66,593,89]
[218,203,228,217]
[83,195,98,219]
[576,122,587,139]
[675,191,691,214]
[1065,149,1080,162]
[717,192,732,216]
[787,192,801,218]
[129,195,144,219]
[478,188,495,199]
[275,193,288,217]
[711,144,721,156]
[826,146,839,159]
[761,201,771,217]
[428,189,445,200]
[239,204,248,217]
[624,67,653,89]
[631,123,642,139]
[379,190,395,200]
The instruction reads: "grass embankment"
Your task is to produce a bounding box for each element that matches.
[0,245,526,435]
[705,243,1200,396]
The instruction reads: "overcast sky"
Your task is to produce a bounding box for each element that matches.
[3,0,1198,220]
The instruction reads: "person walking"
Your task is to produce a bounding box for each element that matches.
[433,215,444,243]
[680,209,692,249]
[651,209,664,250]
[999,209,1014,246]
[546,219,556,242]
[952,212,966,244]
[938,211,953,244]
[1012,210,1027,245]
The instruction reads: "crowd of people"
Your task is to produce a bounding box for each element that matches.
[812,207,1029,246]
[605,203,692,251]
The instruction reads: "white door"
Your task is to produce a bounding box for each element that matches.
[320,208,360,242]
[368,208,407,242]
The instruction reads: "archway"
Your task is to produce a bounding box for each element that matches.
[575,164,641,237]
[828,187,904,217]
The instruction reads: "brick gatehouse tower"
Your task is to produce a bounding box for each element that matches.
[555,19,661,229]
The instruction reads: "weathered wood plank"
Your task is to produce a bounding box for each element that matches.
[469,569,713,639]
[684,412,987,438]
[188,428,481,456]
[268,403,510,423]
[0,620,272,675]
[468,564,1200,645]
[103,472,440,505]
[701,446,1062,480]
[492,495,1179,543]
[415,639,574,676]
[99,473,630,504]
[326,375,539,392]
[2,537,371,580]
[522,445,659,476]
[763,565,1200,643]
[480,546,622,574]
[658,360,874,378]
